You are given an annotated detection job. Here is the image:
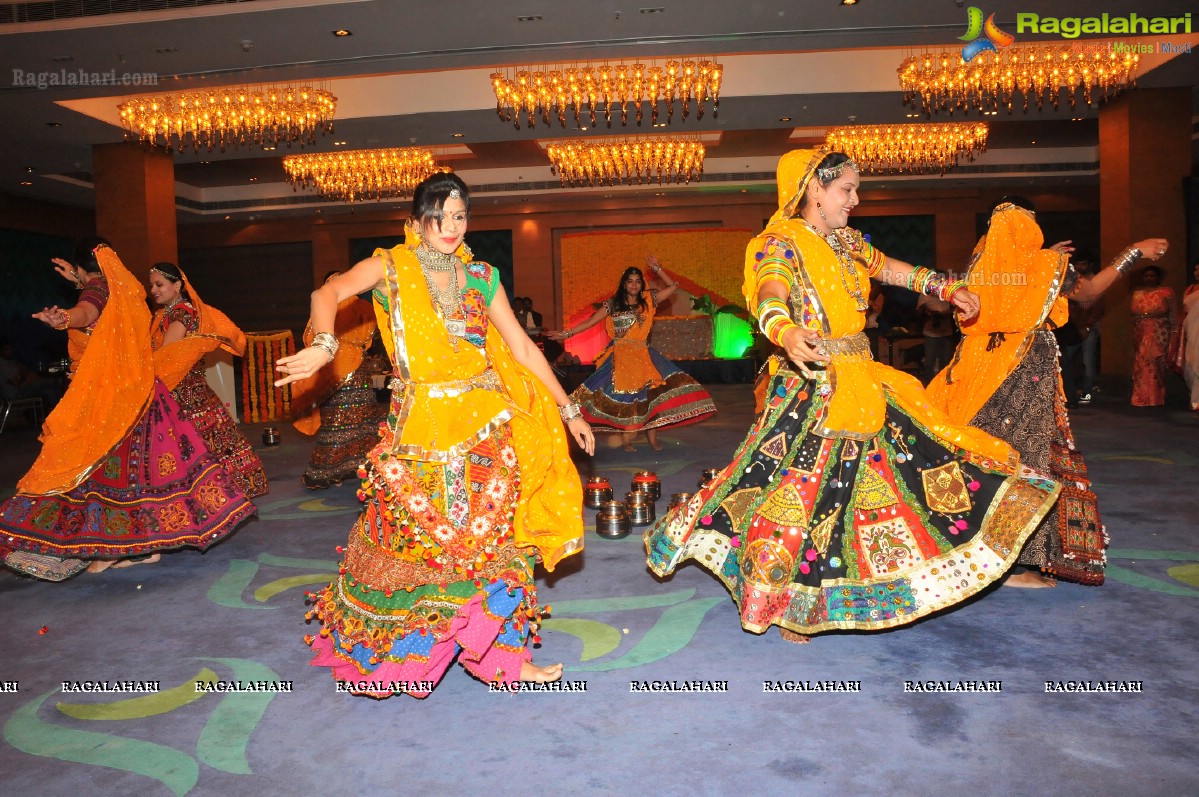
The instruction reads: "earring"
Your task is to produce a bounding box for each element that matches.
[817,201,827,221]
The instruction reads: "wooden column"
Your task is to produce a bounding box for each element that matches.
[92,141,177,276]
[1098,87,1191,384]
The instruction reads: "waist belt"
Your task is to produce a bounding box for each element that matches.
[387,367,502,398]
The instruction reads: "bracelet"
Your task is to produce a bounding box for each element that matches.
[311,331,340,362]
[53,309,71,330]
[1112,246,1142,276]
[559,401,583,422]
[939,280,969,302]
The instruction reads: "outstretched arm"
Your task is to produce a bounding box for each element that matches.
[1071,238,1169,306]
[646,254,679,304]
[548,303,609,340]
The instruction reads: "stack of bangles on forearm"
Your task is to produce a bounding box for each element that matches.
[757,296,798,347]
[907,266,967,301]
[1112,246,1142,275]
[559,401,583,422]
[54,310,72,330]
[311,332,340,361]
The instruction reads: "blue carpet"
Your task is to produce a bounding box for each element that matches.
[1,384,1196,796]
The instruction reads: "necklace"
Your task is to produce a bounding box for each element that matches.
[165,295,183,312]
[803,221,868,312]
[415,244,457,272]
[416,245,466,345]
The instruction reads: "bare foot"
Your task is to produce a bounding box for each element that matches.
[86,559,117,573]
[621,444,636,452]
[112,554,161,569]
[779,628,811,644]
[520,661,563,683]
[1004,570,1057,588]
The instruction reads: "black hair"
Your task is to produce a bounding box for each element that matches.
[151,261,191,302]
[612,267,649,314]
[73,235,111,274]
[798,151,855,211]
[411,172,470,232]
[1139,264,1164,280]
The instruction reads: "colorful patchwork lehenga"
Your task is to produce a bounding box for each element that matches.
[644,150,1061,635]
[0,246,255,581]
[291,296,387,489]
[151,269,268,498]
[305,242,583,698]
[570,290,716,434]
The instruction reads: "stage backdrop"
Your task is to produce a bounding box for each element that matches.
[560,228,753,363]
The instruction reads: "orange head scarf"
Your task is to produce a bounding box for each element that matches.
[151,265,247,390]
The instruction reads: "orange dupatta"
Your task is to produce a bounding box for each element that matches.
[594,291,664,393]
[151,268,246,391]
[18,246,154,495]
[291,296,377,435]
[376,242,583,571]
[927,204,1068,426]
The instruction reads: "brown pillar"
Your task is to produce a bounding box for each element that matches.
[92,141,178,276]
[1098,87,1191,385]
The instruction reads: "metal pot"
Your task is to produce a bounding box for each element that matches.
[625,491,656,526]
[595,500,631,539]
[698,467,721,490]
[631,470,661,502]
[262,426,281,446]
[668,492,692,511]
[584,476,614,509]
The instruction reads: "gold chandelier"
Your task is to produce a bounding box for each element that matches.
[282,147,446,203]
[118,84,336,152]
[490,58,723,129]
[546,136,705,188]
[898,45,1138,114]
[825,123,989,174]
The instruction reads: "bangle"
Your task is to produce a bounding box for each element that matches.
[53,309,71,331]
[311,331,339,362]
[559,401,583,422]
[1112,246,1142,276]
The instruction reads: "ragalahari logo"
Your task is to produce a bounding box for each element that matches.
[960,7,1016,62]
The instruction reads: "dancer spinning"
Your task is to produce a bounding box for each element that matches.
[0,240,254,579]
[276,173,594,697]
[645,149,1061,640]
[148,262,269,498]
[290,273,388,489]
[550,255,716,451]
[928,198,1167,586]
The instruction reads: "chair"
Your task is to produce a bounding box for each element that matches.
[0,397,45,434]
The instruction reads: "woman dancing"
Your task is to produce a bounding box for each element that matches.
[550,255,716,451]
[276,173,594,697]
[0,240,254,579]
[148,262,268,498]
[645,149,1061,641]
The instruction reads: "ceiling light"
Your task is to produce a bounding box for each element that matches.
[825,122,989,174]
[46,121,62,127]
[779,116,792,122]
[452,132,465,138]
[546,135,705,188]
[20,181,32,186]
[332,29,352,37]
[283,146,447,203]
[517,15,542,22]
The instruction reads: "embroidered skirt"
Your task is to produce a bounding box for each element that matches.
[306,421,540,698]
[173,366,269,498]
[303,362,387,489]
[572,345,716,433]
[0,380,255,579]
[645,364,1060,635]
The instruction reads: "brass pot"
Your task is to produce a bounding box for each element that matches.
[262,426,281,446]
[595,500,631,539]
[698,467,721,490]
[625,491,656,526]
[631,470,661,502]
[583,476,614,509]
[668,492,692,511]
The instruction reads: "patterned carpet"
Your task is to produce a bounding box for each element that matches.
[1,384,1196,796]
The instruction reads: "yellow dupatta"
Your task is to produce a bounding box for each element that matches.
[19,246,154,495]
[291,296,376,436]
[375,241,583,571]
[927,204,1068,426]
[151,267,247,391]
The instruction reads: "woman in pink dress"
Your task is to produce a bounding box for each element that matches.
[1130,265,1179,407]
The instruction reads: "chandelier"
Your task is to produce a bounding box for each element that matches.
[118,84,336,152]
[490,58,723,129]
[546,136,705,188]
[825,123,989,174]
[282,147,446,203]
[898,45,1138,114]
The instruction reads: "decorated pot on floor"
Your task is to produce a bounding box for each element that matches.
[668,492,692,511]
[631,471,661,502]
[262,426,281,446]
[698,468,721,489]
[625,491,656,526]
[595,500,631,539]
[584,476,614,509]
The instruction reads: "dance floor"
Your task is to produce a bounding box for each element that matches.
[1,384,1196,796]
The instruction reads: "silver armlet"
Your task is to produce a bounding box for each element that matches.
[1112,246,1142,276]
[311,331,340,362]
[559,401,583,422]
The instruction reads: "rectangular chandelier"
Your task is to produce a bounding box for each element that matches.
[545,135,706,187]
